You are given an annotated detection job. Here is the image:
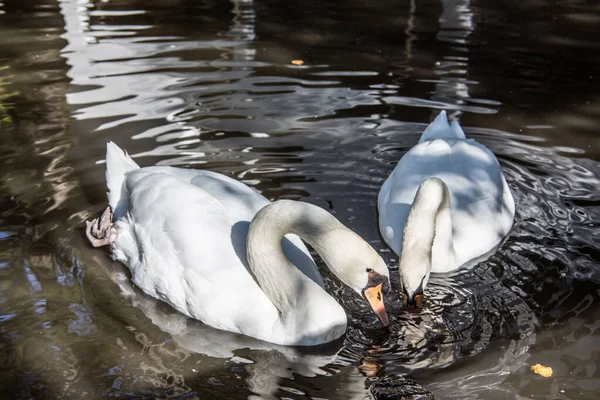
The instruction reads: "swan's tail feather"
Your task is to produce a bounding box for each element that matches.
[418,110,466,143]
[106,142,139,213]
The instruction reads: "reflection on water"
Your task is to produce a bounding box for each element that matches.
[0,0,599,399]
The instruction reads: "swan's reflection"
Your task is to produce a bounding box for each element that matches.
[92,251,342,399]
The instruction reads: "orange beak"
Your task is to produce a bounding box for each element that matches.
[363,283,389,326]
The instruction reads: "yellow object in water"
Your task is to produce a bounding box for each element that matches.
[531,364,553,377]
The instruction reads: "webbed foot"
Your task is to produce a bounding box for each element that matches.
[85,206,117,247]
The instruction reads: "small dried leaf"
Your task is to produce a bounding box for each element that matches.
[531,363,553,378]
[358,359,380,377]
[291,60,304,65]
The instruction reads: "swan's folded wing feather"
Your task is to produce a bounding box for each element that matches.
[123,166,324,287]
[114,170,278,329]
[417,139,514,266]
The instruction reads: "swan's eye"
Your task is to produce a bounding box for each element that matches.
[366,268,373,273]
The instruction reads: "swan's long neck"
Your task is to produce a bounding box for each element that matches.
[246,200,346,313]
[400,177,455,294]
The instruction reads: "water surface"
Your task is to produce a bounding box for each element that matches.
[1,0,599,398]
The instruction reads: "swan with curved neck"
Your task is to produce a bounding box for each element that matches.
[378,111,515,307]
[86,142,389,346]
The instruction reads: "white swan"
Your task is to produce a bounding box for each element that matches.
[378,111,515,307]
[86,142,390,346]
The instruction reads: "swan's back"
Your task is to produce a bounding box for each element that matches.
[111,169,269,329]
[378,112,515,271]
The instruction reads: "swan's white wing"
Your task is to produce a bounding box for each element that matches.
[378,138,515,271]
[135,167,324,288]
[112,169,275,333]
[437,140,515,268]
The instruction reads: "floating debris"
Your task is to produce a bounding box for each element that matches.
[531,364,553,378]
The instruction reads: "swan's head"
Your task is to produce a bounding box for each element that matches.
[362,266,391,326]
[400,270,428,309]
[319,229,391,326]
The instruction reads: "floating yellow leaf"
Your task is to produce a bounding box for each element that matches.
[291,60,304,65]
[531,364,553,378]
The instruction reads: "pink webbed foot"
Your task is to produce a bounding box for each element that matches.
[85,206,117,247]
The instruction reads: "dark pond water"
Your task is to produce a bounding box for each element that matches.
[1,0,599,398]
